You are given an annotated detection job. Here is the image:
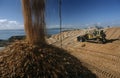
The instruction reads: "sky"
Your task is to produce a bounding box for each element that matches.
[0,0,120,29]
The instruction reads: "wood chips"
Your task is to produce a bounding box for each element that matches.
[0,41,96,78]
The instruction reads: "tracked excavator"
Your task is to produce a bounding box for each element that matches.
[77,29,107,44]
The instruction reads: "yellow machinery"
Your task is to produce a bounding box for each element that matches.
[77,30,107,44]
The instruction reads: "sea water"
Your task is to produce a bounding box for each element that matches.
[0,29,60,40]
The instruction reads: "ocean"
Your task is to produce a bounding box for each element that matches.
[0,29,60,40]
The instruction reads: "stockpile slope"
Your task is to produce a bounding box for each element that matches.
[0,41,96,78]
[48,27,120,78]
[105,27,120,39]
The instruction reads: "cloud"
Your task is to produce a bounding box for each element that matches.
[8,21,18,24]
[0,19,24,30]
[0,19,7,22]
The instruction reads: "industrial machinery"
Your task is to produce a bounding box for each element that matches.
[77,30,107,44]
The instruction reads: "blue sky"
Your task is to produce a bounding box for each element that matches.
[0,0,120,29]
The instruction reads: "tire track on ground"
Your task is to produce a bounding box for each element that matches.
[70,49,120,78]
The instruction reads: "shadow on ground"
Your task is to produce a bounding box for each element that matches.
[0,41,97,78]
[106,39,119,43]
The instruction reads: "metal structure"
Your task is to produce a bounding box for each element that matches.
[59,0,62,48]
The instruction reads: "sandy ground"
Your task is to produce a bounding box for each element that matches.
[47,27,120,78]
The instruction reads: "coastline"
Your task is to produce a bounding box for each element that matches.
[0,47,4,50]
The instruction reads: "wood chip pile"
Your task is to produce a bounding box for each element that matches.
[0,41,96,78]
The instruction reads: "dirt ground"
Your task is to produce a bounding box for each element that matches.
[48,27,120,78]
